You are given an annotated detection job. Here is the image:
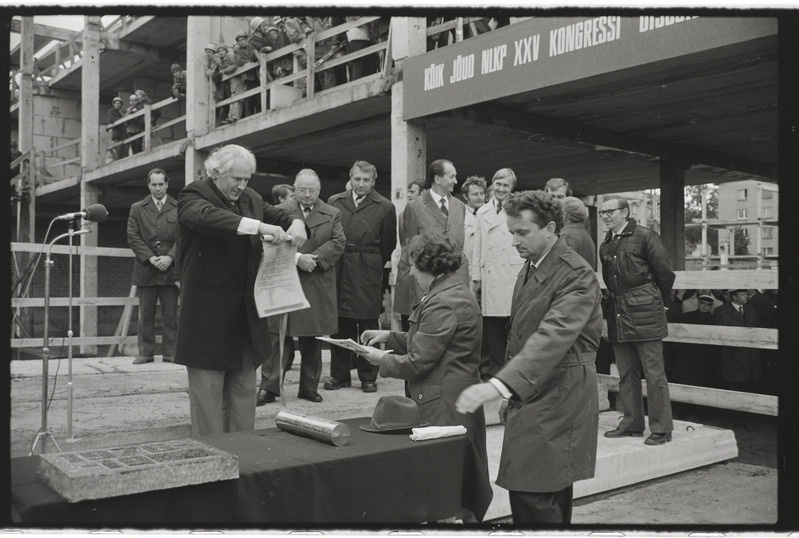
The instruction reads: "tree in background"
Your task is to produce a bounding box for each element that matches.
[684,184,718,256]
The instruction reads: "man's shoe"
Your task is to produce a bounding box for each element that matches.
[361,382,377,393]
[323,379,351,391]
[256,389,277,407]
[644,432,672,446]
[604,428,644,438]
[132,356,153,365]
[298,391,323,403]
[162,356,174,363]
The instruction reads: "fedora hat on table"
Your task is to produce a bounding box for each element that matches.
[359,395,429,433]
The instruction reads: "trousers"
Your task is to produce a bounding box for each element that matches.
[329,317,379,384]
[508,485,573,524]
[260,334,322,395]
[614,339,673,433]
[136,285,179,358]
[480,316,509,378]
[187,365,256,437]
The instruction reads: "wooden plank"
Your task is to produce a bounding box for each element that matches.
[600,322,777,349]
[12,297,140,308]
[151,115,186,134]
[44,156,81,169]
[597,374,778,416]
[316,41,387,72]
[11,336,159,348]
[596,269,777,290]
[44,137,81,154]
[10,242,134,257]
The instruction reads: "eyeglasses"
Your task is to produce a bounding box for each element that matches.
[296,188,319,195]
[598,208,622,217]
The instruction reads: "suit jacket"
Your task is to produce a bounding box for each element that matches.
[382,272,491,518]
[470,199,525,317]
[714,302,761,383]
[127,195,179,287]
[328,189,397,319]
[284,198,346,337]
[394,190,469,315]
[174,179,297,370]
[495,239,602,492]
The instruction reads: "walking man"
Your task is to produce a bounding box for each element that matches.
[127,168,179,365]
[325,160,397,393]
[599,196,675,445]
[457,190,602,524]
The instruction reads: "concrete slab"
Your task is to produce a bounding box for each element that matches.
[482,411,738,521]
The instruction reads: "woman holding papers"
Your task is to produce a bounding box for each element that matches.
[360,234,490,519]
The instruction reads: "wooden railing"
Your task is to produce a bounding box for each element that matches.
[211,16,391,126]
[40,138,81,181]
[597,269,779,416]
[105,96,185,159]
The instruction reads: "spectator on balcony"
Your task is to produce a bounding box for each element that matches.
[203,43,224,118]
[344,16,376,81]
[215,44,238,124]
[263,22,292,81]
[134,89,160,127]
[125,94,142,155]
[106,97,126,160]
[170,63,186,100]
[228,33,252,122]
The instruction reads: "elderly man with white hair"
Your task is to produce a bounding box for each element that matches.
[175,144,307,436]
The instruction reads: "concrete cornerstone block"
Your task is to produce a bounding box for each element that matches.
[37,438,239,503]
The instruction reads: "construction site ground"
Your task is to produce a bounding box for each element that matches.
[9,352,778,528]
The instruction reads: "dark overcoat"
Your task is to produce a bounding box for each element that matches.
[559,222,597,271]
[600,218,675,343]
[495,239,602,493]
[713,302,762,383]
[174,179,297,371]
[283,198,346,337]
[127,195,179,287]
[327,189,397,319]
[394,191,469,315]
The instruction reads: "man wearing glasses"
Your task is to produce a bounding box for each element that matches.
[599,197,675,446]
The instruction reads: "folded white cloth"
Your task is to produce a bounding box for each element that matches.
[409,425,467,441]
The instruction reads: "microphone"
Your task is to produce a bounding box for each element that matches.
[55,204,108,223]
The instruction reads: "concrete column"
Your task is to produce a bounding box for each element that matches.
[184,144,209,186]
[79,16,102,355]
[17,17,35,248]
[659,160,687,271]
[186,16,213,139]
[389,17,428,330]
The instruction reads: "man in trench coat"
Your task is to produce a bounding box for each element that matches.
[456,190,602,524]
[470,168,525,380]
[127,168,179,365]
[325,160,396,392]
[262,169,346,403]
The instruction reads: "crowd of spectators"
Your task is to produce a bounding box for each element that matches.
[106,89,161,161]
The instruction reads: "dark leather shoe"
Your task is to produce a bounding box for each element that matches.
[604,428,643,438]
[361,382,377,393]
[298,391,323,403]
[256,389,277,406]
[132,356,153,365]
[162,356,174,363]
[323,379,351,391]
[644,432,672,445]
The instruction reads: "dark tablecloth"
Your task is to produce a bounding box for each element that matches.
[11,417,492,527]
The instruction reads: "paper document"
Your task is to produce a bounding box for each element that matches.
[254,241,310,318]
[410,425,467,441]
[315,336,391,356]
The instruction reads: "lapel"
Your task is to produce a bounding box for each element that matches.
[300,199,330,229]
[510,240,564,319]
[337,190,357,214]
[421,190,448,227]
[482,200,506,231]
[352,189,377,214]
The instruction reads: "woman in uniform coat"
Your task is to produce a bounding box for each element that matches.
[360,233,491,521]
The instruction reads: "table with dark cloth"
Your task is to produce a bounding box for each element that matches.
[11,417,492,526]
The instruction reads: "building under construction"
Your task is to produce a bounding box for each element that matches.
[10,12,778,419]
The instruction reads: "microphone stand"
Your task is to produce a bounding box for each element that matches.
[29,220,91,455]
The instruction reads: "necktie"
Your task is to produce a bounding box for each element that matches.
[156,200,163,211]
[355,195,364,207]
[440,199,448,216]
[524,262,535,285]
[473,208,478,216]
[737,305,743,314]
[303,206,311,218]
[496,201,502,214]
